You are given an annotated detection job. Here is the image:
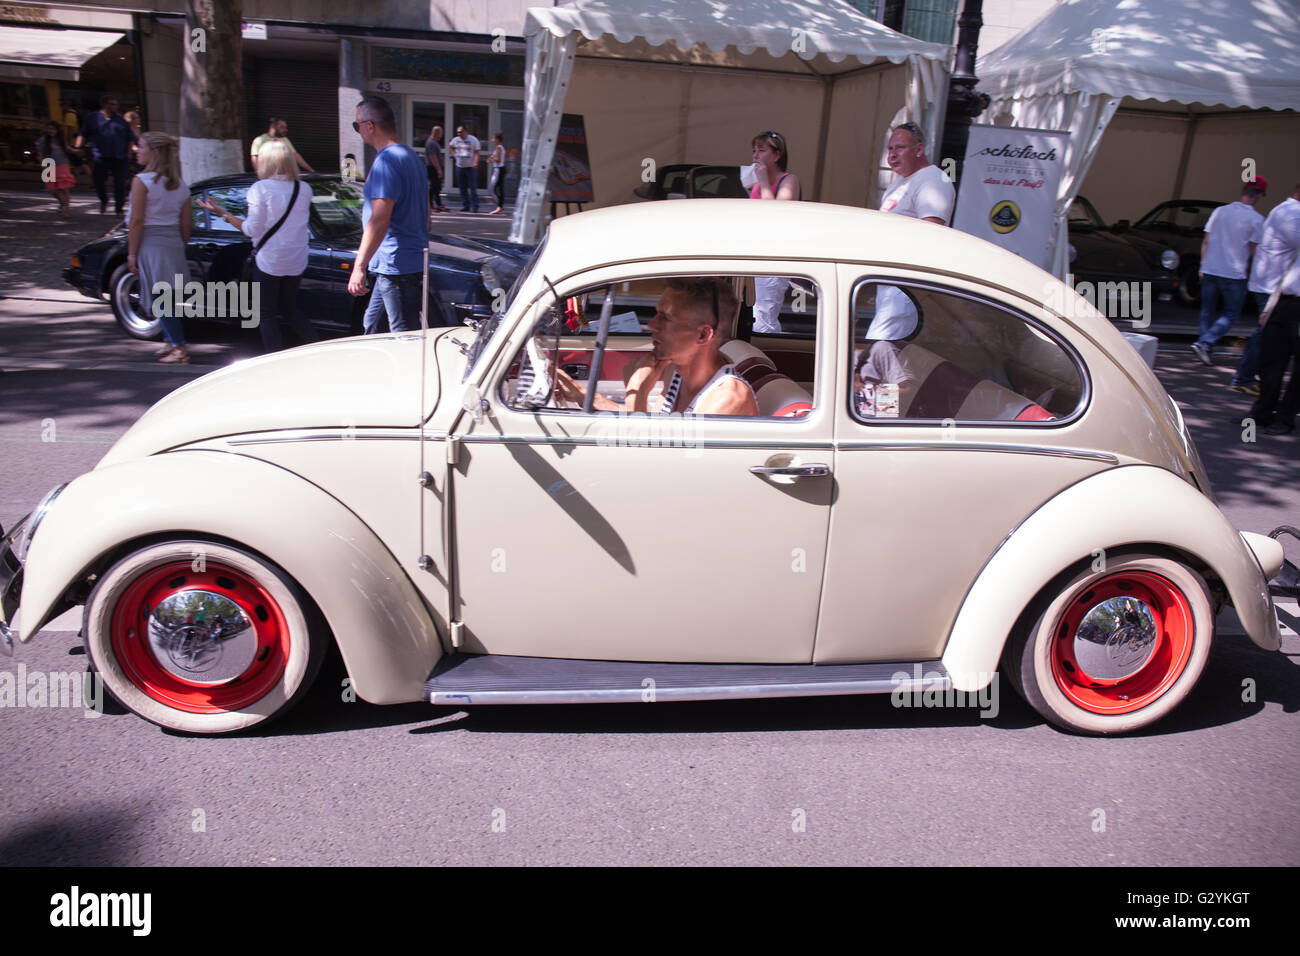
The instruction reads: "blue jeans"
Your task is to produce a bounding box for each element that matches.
[456,165,478,211]
[362,272,423,334]
[1196,273,1248,349]
[1232,292,1272,385]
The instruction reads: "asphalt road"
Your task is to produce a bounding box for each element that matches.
[0,189,1297,867]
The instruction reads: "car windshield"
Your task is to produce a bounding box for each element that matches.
[1068,198,1105,228]
[1135,202,1220,234]
[463,235,547,382]
[308,179,364,239]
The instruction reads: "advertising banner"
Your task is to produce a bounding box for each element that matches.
[952,125,1069,271]
[548,113,594,204]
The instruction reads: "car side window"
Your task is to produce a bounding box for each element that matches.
[204,186,249,234]
[189,194,206,231]
[499,273,819,419]
[849,280,1084,423]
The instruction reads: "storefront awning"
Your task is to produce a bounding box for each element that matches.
[0,27,125,82]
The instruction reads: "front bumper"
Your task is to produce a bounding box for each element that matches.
[0,517,27,654]
[62,266,101,301]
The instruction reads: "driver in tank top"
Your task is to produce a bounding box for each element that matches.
[555,277,758,416]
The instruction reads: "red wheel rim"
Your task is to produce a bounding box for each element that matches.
[1050,570,1195,715]
[110,560,290,713]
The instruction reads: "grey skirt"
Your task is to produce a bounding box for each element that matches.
[137,224,190,316]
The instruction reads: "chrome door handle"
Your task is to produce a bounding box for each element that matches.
[749,463,830,478]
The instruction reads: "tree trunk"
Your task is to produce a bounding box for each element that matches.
[180,0,244,185]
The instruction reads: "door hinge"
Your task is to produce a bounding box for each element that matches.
[449,621,464,648]
[446,435,461,465]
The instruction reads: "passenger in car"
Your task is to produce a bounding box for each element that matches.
[856,339,918,417]
[554,277,758,416]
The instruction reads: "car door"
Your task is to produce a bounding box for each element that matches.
[447,260,837,664]
[192,184,253,289]
[815,266,1107,665]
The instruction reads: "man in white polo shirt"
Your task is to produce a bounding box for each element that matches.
[1190,178,1267,366]
[1245,180,1300,435]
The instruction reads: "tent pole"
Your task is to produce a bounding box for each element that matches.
[1170,113,1199,201]
[812,76,834,203]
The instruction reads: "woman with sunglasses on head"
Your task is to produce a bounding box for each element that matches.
[748,131,801,333]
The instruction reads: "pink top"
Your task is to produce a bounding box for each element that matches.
[749,172,798,200]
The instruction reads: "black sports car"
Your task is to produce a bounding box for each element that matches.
[1067,195,1182,313]
[1112,199,1226,306]
[632,163,746,201]
[62,173,533,341]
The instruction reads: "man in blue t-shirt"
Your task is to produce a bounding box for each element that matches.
[74,94,137,216]
[348,96,431,333]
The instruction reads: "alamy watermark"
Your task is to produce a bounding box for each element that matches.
[0,665,103,718]
[590,410,704,457]
[150,274,261,328]
[1045,276,1153,328]
[890,664,1000,719]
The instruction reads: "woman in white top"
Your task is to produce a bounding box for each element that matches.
[199,138,316,352]
[488,132,506,216]
[127,131,191,363]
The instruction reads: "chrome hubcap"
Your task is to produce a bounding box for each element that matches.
[1073,596,1158,681]
[147,590,256,684]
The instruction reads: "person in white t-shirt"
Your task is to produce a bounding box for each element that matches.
[448,125,481,212]
[862,122,955,353]
[1243,181,1300,435]
[879,122,955,225]
[1190,178,1267,366]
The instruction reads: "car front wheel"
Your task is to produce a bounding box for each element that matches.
[108,262,163,340]
[1003,553,1214,735]
[83,540,325,734]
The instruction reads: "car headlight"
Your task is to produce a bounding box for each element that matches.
[15,483,67,562]
[1160,249,1179,271]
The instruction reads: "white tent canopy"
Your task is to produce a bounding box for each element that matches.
[510,0,953,244]
[978,0,1300,278]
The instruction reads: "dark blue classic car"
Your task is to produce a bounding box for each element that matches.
[62,174,532,341]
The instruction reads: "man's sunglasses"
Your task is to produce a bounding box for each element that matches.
[895,122,924,143]
[352,119,373,132]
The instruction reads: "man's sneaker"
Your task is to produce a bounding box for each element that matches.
[1191,342,1213,365]
[1229,382,1261,396]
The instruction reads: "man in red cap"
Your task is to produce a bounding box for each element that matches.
[1190,177,1267,367]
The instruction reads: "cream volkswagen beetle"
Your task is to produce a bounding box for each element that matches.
[0,200,1285,736]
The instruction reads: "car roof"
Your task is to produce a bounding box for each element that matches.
[547,198,1050,295]
[191,172,341,191]
[542,198,1163,387]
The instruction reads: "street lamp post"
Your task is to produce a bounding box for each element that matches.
[940,0,992,195]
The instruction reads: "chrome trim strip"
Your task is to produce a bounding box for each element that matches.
[429,673,951,706]
[458,433,834,450]
[225,428,428,445]
[835,441,1118,464]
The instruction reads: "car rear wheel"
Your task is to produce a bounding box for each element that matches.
[83,540,325,734]
[1003,553,1214,735]
[108,262,163,340]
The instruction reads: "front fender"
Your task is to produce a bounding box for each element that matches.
[18,450,441,705]
[942,465,1280,691]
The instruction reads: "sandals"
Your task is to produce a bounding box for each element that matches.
[158,346,191,365]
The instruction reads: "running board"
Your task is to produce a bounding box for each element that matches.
[425,654,950,705]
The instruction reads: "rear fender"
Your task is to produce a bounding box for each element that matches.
[943,465,1280,691]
